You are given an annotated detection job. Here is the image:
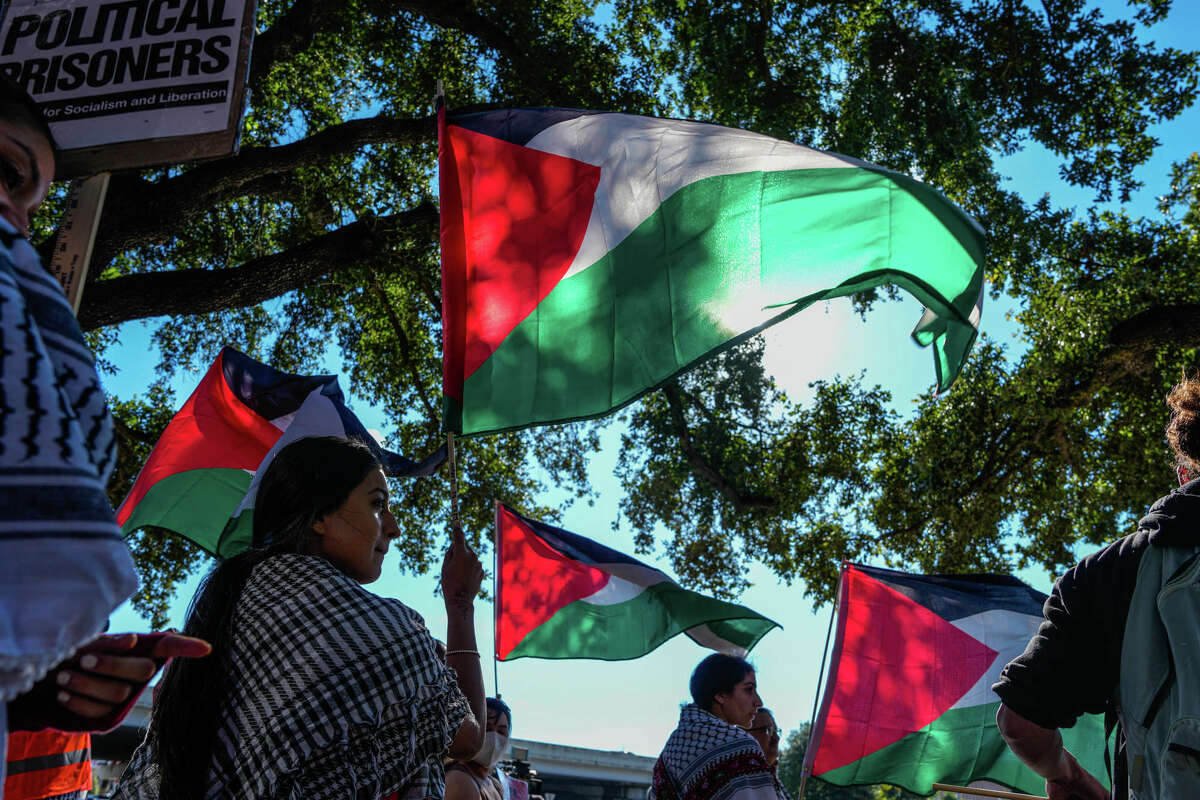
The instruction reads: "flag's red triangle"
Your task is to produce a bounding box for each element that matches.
[115,352,282,526]
[496,505,609,659]
[440,120,602,400]
[813,565,998,774]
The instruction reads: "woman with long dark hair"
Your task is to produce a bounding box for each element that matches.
[114,436,487,799]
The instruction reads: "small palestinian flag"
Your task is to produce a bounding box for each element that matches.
[439,108,985,436]
[495,503,778,661]
[804,563,1108,796]
[116,347,444,558]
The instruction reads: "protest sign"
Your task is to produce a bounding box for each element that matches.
[0,0,255,177]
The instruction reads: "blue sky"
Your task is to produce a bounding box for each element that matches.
[103,0,1200,759]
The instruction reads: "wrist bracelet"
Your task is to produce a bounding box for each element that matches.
[445,649,480,657]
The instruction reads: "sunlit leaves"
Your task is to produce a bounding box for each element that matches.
[86,0,1200,619]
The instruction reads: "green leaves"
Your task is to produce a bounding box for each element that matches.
[79,0,1199,620]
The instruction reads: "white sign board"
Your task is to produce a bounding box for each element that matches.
[0,0,254,177]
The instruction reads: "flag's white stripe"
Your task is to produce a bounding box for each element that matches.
[524,114,868,282]
[579,574,642,605]
[231,388,348,517]
[573,559,749,655]
[685,623,748,657]
[578,562,670,606]
[269,409,298,433]
[913,285,984,341]
[948,608,1042,710]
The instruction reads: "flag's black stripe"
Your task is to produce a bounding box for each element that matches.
[221,346,329,421]
[218,346,442,478]
[448,107,604,146]
[503,504,647,569]
[852,563,1047,621]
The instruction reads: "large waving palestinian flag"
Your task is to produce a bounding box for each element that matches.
[116,347,444,558]
[495,504,778,661]
[440,108,985,436]
[804,563,1108,796]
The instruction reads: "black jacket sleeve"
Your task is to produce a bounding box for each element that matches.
[991,531,1150,729]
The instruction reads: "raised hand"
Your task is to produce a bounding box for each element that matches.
[440,523,484,610]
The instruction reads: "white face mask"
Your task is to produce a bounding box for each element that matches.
[472,730,511,769]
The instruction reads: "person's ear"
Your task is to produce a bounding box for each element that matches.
[312,515,329,536]
[1178,466,1190,487]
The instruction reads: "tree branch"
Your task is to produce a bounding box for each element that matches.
[79,203,438,330]
[755,0,775,92]
[1064,303,1200,406]
[400,0,525,70]
[112,414,160,446]
[662,382,778,513]
[365,264,441,434]
[247,0,346,88]
[398,0,567,102]
[93,114,435,268]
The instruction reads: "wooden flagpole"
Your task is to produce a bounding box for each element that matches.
[931,783,1047,800]
[446,431,460,530]
[797,574,841,800]
[493,500,500,699]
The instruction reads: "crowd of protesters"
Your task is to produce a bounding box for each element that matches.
[6,50,1200,800]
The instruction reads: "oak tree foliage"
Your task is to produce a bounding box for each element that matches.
[29,0,1197,623]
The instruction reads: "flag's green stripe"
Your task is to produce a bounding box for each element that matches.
[460,167,983,436]
[505,582,778,661]
[815,701,1109,797]
[217,511,255,559]
[119,468,252,557]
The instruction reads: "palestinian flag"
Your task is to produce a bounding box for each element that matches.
[116,347,444,558]
[439,108,985,436]
[495,503,778,661]
[804,563,1108,796]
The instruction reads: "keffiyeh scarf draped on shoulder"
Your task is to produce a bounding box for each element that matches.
[0,221,137,718]
[651,705,790,800]
[115,554,470,800]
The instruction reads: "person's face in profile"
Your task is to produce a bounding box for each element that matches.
[312,466,400,584]
[486,707,510,737]
[749,709,780,765]
[714,670,762,728]
[0,119,53,236]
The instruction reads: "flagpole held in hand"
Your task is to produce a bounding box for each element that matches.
[798,565,841,800]
[447,431,460,531]
[493,499,501,700]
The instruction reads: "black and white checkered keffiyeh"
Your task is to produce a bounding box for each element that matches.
[651,704,790,800]
[114,554,470,800]
[0,219,138,780]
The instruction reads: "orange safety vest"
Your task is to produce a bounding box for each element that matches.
[4,730,91,800]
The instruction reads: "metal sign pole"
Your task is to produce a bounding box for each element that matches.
[48,172,110,313]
